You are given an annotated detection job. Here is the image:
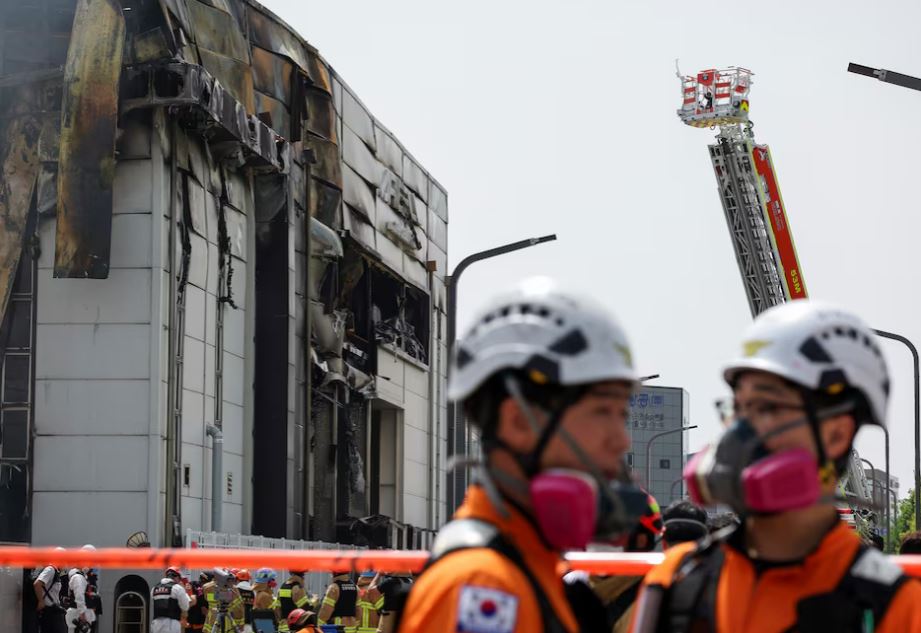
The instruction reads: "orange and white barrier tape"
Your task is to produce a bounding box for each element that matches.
[3,547,921,577]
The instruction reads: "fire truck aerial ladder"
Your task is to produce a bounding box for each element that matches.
[677,64,875,526]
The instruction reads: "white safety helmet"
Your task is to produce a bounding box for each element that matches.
[723,300,889,426]
[449,277,637,400]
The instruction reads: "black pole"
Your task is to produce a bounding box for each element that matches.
[873,329,921,532]
[445,235,557,511]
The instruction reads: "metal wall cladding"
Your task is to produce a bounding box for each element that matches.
[429,181,448,223]
[305,88,336,143]
[341,164,376,224]
[186,0,250,63]
[251,46,294,104]
[246,8,310,75]
[54,0,125,279]
[374,126,404,178]
[341,88,375,152]
[342,206,376,252]
[427,207,447,253]
[402,155,429,204]
[342,125,381,187]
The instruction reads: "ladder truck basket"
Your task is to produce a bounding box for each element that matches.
[678,67,753,127]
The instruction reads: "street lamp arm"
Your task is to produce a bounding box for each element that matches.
[448,235,558,286]
[644,425,698,491]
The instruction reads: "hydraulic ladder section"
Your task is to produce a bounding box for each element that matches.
[709,130,787,317]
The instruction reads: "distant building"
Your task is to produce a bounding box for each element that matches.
[626,386,691,507]
[865,468,899,537]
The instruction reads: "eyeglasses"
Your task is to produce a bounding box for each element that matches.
[714,398,806,424]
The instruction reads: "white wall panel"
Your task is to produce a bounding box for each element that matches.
[32,491,148,547]
[110,214,153,268]
[36,324,150,380]
[112,160,153,214]
[35,379,150,436]
[37,269,151,324]
[33,436,149,491]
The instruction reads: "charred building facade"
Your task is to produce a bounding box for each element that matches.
[0,0,448,575]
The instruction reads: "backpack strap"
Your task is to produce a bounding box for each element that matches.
[398,519,570,633]
[662,541,725,633]
[796,545,907,633]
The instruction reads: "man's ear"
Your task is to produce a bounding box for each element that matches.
[820,414,857,462]
[496,396,541,452]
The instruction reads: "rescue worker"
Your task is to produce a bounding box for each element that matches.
[317,570,358,632]
[252,567,282,633]
[399,278,646,633]
[375,573,413,633]
[355,571,383,633]
[586,493,663,633]
[276,571,310,633]
[34,547,68,633]
[203,568,245,633]
[235,570,255,633]
[631,300,921,632]
[285,609,318,633]
[186,573,209,633]
[152,567,192,633]
[660,499,708,547]
[65,544,98,633]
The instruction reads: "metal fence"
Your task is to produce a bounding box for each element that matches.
[184,530,364,597]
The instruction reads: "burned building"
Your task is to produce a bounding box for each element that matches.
[0,0,449,623]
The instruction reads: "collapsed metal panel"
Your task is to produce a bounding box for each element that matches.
[53,0,125,278]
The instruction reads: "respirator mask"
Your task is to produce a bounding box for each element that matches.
[501,375,648,550]
[684,416,826,516]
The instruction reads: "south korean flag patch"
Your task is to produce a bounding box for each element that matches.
[456,585,519,633]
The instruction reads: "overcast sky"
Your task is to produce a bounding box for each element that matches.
[263,0,921,498]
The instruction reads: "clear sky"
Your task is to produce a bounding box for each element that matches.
[262,0,921,499]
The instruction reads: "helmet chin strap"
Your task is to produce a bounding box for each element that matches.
[501,373,632,520]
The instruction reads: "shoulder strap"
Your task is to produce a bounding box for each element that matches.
[663,543,725,633]
[796,545,907,632]
[400,519,570,633]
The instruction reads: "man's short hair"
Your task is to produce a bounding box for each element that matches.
[662,500,708,545]
[900,531,921,555]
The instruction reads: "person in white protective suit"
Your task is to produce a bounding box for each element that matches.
[65,545,97,633]
[151,567,192,633]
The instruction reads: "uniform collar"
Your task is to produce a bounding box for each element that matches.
[454,484,561,568]
[727,518,857,571]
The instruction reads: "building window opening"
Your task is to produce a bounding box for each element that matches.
[659,459,671,470]
[369,266,429,364]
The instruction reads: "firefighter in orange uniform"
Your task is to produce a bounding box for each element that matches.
[631,301,921,633]
[399,278,649,633]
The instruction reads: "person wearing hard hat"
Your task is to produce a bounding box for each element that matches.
[202,569,244,633]
[285,609,318,633]
[34,547,68,633]
[251,568,282,633]
[151,567,191,633]
[354,571,383,633]
[317,570,358,632]
[631,300,921,632]
[399,278,647,633]
[65,545,98,633]
[234,570,255,633]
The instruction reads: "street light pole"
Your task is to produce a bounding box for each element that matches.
[645,425,697,493]
[873,329,921,532]
[445,234,558,511]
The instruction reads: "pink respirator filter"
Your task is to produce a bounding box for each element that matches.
[530,470,598,550]
[742,447,821,513]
